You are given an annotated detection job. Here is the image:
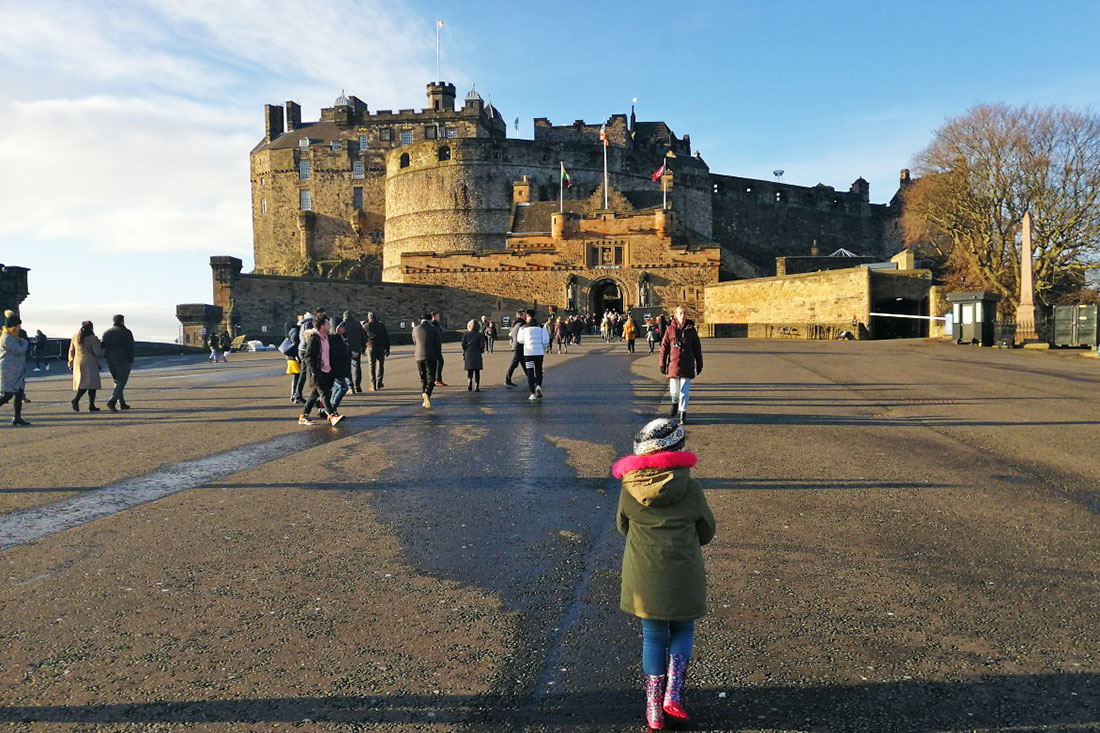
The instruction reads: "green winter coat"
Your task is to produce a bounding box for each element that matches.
[614,451,716,621]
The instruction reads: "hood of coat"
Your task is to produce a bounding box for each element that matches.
[613,451,698,508]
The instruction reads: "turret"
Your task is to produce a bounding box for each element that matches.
[427,81,457,112]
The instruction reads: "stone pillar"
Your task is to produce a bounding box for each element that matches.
[551,212,565,240]
[210,256,243,334]
[1015,211,1040,343]
[176,304,223,348]
[513,175,530,204]
[0,264,30,319]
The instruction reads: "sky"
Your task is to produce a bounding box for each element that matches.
[3,0,1099,342]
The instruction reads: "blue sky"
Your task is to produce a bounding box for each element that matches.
[3,0,1099,341]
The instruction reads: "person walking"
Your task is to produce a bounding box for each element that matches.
[341,310,367,393]
[461,320,487,392]
[485,320,497,353]
[284,316,305,404]
[613,417,715,730]
[101,314,135,412]
[659,306,703,425]
[646,320,658,354]
[364,312,390,390]
[206,330,220,363]
[623,316,638,354]
[430,312,448,387]
[218,331,232,361]
[555,317,569,354]
[68,321,103,412]
[504,311,527,387]
[517,313,550,401]
[326,318,353,417]
[0,312,30,426]
[31,330,48,372]
[296,311,316,396]
[412,312,441,409]
[298,315,343,426]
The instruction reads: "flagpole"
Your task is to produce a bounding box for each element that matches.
[560,162,564,213]
[602,126,609,209]
[435,21,441,82]
[663,170,667,210]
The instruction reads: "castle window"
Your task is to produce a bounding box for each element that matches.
[260,176,266,186]
[299,159,310,180]
[331,140,341,151]
[399,152,410,168]
[745,186,752,195]
[260,198,267,214]
[352,160,364,179]
[299,189,312,211]
[445,127,457,139]
[358,134,368,150]
[425,126,437,140]
[438,145,451,161]
[352,187,363,209]
[401,130,413,145]
[775,190,786,203]
[713,183,719,194]
[380,128,392,142]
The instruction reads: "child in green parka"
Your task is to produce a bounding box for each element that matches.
[613,417,716,730]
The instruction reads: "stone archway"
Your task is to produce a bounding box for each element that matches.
[589,278,625,313]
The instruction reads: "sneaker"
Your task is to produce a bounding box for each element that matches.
[318,410,328,419]
[528,393,538,401]
[435,381,447,387]
[505,380,516,388]
[298,415,314,425]
[535,386,543,399]
[32,367,40,372]
[45,364,50,371]
[422,393,431,409]
[329,413,344,426]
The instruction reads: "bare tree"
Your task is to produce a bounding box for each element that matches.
[902,104,1100,309]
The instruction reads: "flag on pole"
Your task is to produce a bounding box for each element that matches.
[561,164,573,187]
[599,126,608,147]
[437,19,444,27]
[514,115,520,131]
[651,161,666,181]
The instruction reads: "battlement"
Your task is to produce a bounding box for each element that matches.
[533,114,630,146]
[709,174,879,215]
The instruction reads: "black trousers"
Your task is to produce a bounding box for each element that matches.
[108,361,131,402]
[0,391,24,419]
[303,372,335,416]
[506,346,525,382]
[524,355,544,394]
[434,354,445,383]
[369,352,385,388]
[350,352,363,390]
[417,359,438,396]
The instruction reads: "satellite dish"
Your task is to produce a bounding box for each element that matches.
[773,169,784,180]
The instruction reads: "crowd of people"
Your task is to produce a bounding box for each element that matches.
[0,311,137,425]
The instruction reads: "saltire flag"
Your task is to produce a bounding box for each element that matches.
[651,161,667,181]
[561,164,573,187]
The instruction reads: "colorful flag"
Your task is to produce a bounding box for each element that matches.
[599,126,608,147]
[437,19,444,27]
[651,162,666,181]
[561,165,573,187]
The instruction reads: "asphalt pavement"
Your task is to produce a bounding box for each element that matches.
[0,338,1096,732]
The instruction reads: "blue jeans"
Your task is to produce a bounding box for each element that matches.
[641,619,694,676]
[331,377,349,411]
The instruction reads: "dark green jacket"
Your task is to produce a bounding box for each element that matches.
[614,451,716,620]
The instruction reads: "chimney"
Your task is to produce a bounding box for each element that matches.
[810,239,819,257]
[900,168,911,184]
[513,175,530,204]
[265,104,284,142]
[285,101,301,131]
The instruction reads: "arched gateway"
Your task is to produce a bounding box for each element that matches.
[590,278,626,313]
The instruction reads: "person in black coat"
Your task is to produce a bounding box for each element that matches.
[287,317,305,403]
[341,310,367,393]
[299,316,342,426]
[327,318,353,416]
[461,320,487,392]
[100,314,135,411]
[364,312,390,390]
[412,313,441,408]
[430,311,447,386]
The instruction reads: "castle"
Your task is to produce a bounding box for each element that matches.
[178,81,908,343]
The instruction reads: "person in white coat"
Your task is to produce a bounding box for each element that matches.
[516,314,551,401]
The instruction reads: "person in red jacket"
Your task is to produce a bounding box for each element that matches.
[659,306,703,425]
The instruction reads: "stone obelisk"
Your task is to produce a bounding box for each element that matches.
[1015,211,1039,342]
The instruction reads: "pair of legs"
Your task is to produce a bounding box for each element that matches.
[349,352,363,392]
[486,337,494,353]
[434,355,446,385]
[369,352,385,389]
[642,618,695,727]
[627,338,636,353]
[669,377,691,414]
[525,355,544,395]
[417,359,438,404]
[648,338,656,353]
[302,375,335,418]
[466,369,481,391]
[107,362,131,409]
[73,388,99,411]
[330,377,350,411]
[0,391,28,424]
[505,348,524,385]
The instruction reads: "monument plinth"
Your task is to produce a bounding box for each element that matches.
[1015,211,1040,343]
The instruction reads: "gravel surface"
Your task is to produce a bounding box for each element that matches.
[0,339,1096,732]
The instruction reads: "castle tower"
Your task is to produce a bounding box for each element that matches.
[427,82,456,112]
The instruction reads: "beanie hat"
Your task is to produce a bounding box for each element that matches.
[5,312,20,328]
[633,417,685,455]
